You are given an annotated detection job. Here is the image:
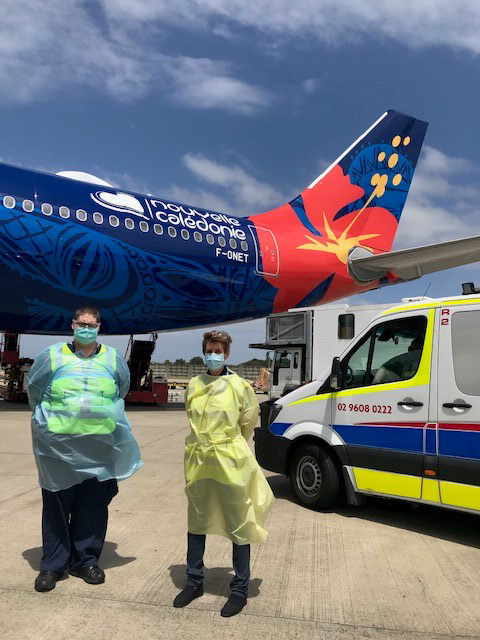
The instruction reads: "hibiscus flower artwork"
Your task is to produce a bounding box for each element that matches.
[249,114,426,313]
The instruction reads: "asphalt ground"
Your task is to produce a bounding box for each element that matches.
[1,400,480,640]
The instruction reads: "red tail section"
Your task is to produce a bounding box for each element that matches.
[249,110,428,311]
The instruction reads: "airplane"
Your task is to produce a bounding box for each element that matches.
[1,109,479,336]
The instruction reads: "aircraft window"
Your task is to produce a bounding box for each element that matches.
[42,203,53,216]
[193,231,202,243]
[109,215,119,227]
[153,224,163,235]
[76,209,87,221]
[3,196,15,209]
[125,218,134,230]
[206,234,214,245]
[241,241,248,251]
[22,200,34,212]
[140,221,149,232]
[93,212,103,225]
[218,237,226,247]
[229,238,237,249]
[181,229,190,240]
[168,227,177,238]
[59,206,70,218]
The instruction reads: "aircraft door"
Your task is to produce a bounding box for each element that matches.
[248,225,279,276]
[437,303,480,511]
[329,311,433,500]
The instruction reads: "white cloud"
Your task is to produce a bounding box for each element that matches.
[182,153,288,211]
[3,1,480,109]
[301,78,319,94]
[0,0,269,112]
[0,0,155,103]
[394,145,480,248]
[102,0,480,54]
[163,58,271,114]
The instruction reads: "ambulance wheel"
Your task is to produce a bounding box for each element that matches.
[289,444,340,509]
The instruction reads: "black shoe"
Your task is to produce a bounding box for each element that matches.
[220,593,247,617]
[173,584,204,608]
[34,570,67,592]
[69,565,105,584]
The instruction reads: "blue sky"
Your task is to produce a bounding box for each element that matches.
[3,1,480,362]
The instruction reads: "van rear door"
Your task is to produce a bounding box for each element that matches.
[437,301,480,512]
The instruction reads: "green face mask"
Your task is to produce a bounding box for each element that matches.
[74,326,99,344]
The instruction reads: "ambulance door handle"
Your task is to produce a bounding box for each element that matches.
[397,400,423,408]
[442,401,472,409]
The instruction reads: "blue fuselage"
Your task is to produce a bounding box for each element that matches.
[0,164,276,334]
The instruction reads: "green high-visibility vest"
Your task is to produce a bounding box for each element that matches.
[44,343,119,436]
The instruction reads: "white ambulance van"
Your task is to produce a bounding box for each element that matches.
[254,289,480,514]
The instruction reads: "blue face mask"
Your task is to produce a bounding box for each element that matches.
[205,353,225,372]
[74,326,99,345]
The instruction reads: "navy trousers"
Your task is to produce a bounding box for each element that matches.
[40,477,118,572]
[186,532,251,598]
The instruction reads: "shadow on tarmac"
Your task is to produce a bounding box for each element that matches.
[267,474,480,549]
[168,564,262,598]
[22,541,136,571]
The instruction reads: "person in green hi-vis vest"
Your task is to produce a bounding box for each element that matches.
[26,306,143,594]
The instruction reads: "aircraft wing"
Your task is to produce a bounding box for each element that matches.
[349,235,480,283]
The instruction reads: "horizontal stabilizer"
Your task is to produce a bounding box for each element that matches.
[349,235,480,283]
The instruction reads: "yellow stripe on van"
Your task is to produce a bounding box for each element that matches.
[289,382,429,405]
[440,481,480,511]
[290,309,434,406]
[421,478,440,503]
[441,297,480,306]
[353,468,421,499]
[381,302,439,316]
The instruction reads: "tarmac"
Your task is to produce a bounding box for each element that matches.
[1,399,480,640]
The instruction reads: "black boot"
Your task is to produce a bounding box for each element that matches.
[220,593,247,617]
[173,584,204,608]
[34,570,67,592]
[69,565,105,584]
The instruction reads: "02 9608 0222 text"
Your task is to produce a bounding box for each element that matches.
[336,403,392,414]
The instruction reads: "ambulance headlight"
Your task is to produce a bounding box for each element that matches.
[260,401,283,431]
[268,403,283,427]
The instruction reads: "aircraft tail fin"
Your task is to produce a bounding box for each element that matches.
[287,110,428,255]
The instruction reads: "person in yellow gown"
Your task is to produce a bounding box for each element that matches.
[173,330,274,617]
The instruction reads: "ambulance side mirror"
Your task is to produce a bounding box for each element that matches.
[330,357,342,390]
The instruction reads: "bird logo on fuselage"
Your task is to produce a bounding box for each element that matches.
[90,191,147,218]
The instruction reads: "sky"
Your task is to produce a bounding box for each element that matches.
[2,0,480,363]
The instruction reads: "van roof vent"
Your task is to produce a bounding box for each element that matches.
[401,296,433,303]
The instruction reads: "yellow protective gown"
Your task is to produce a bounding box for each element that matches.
[185,371,274,545]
